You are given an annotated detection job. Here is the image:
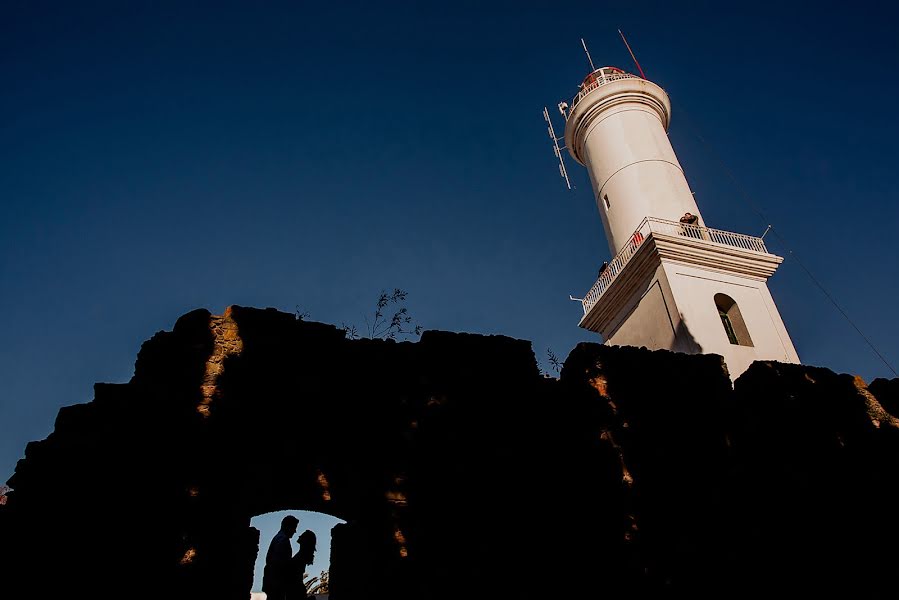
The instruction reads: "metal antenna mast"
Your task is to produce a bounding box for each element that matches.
[542,106,571,190]
[618,29,646,79]
[540,38,604,191]
[581,38,596,71]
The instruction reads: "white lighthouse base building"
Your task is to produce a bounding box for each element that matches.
[578,218,800,380]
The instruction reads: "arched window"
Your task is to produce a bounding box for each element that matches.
[714,293,753,347]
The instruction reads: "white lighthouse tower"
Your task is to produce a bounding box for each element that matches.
[557,64,799,378]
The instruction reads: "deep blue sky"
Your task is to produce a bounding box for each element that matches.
[3,0,898,492]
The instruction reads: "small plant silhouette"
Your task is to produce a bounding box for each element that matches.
[547,348,562,374]
[341,322,359,339]
[344,289,422,341]
[305,570,329,594]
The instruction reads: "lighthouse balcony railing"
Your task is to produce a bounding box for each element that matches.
[567,70,642,120]
[581,217,771,315]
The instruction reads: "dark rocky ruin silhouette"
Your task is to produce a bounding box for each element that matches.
[1,305,898,599]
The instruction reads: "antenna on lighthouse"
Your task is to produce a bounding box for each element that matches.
[618,29,647,79]
[543,106,571,190]
[581,38,596,72]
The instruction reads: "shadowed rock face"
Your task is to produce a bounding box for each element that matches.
[1,306,897,599]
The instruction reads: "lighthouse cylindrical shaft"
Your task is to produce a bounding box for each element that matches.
[564,70,702,255]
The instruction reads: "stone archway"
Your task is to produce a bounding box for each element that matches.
[248,508,343,597]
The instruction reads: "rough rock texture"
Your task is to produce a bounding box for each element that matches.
[1,306,897,599]
[870,377,899,417]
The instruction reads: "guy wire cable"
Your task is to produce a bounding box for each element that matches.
[676,102,898,378]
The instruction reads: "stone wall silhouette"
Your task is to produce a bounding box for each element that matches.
[1,306,897,599]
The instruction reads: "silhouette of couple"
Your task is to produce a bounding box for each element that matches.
[262,515,317,600]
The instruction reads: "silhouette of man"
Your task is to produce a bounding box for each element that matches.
[263,515,300,600]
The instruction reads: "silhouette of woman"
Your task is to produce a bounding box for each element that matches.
[287,530,318,600]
